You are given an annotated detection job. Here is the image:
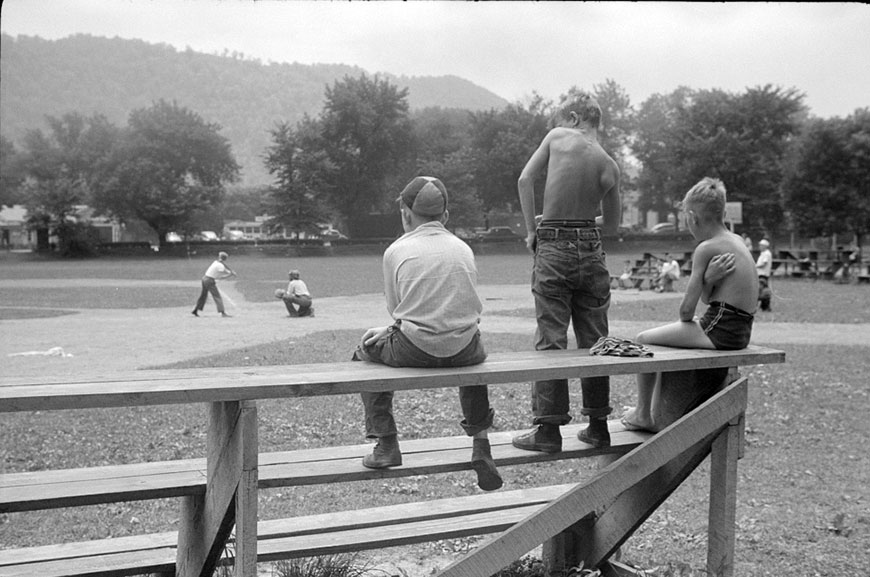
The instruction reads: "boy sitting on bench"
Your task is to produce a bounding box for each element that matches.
[623,177,758,432]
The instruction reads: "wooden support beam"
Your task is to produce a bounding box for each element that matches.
[232,401,258,577]
[706,414,742,577]
[176,401,258,577]
[543,430,719,572]
[434,378,748,577]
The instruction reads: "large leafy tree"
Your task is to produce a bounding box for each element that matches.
[633,87,696,221]
[0,135,25,208]
[634,85,805,232]
[411,107,483,230]
[14,112,119,238]
[264,118,331,238]
[318,74,414,220]
[784,108,870,245]
[467,95,551,211]
[93,100,239,243]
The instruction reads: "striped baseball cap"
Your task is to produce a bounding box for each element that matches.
[398,176,448,216]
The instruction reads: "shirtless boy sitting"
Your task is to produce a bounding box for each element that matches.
[622,177,758,432]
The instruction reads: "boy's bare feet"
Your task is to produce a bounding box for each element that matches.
[620,407,654,432]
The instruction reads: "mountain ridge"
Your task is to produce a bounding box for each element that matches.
[0,33,509,185]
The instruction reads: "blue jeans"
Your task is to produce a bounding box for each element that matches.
[353,325,493,439]
[531,234,612,425]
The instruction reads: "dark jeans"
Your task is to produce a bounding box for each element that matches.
[531,234,612,424]
[194,276,224,314]
[353,325,493,439]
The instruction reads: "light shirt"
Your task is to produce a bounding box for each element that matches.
[756,249,772,277]
[661,259,680,279]
[286,278,310,297]
[384,221,482,357]
[204,260,233,280]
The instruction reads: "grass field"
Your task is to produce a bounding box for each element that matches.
[1,253,868,576]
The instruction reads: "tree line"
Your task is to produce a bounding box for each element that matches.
[1,74,867,255]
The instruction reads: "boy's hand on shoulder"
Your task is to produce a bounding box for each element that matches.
[705,253,736,284]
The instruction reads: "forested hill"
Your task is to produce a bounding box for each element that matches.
[0,33,509,185]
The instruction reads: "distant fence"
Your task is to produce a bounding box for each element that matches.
[75,232,700,259]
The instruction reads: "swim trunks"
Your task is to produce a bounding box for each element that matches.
[699,301,754,350]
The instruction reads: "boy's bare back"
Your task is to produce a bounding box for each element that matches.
[541,127,619,222]
[697,231,759,313]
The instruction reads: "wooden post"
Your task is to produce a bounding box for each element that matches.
[176,400,258,577]
[233,401,259,576]
[706,414,742,577]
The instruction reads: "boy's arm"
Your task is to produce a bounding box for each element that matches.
[702,253,735,304]
[679,244,715,321]
[596,163,621,234]
[518,132,552,251]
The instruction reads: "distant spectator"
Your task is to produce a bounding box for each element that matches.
[742,233,753,252]
[656,253,681,293]
[617,259,634,289]
[756,239,773,311]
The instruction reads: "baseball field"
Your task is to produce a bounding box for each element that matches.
[1,251,868,575]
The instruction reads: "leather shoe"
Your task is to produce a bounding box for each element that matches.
[578,418,611,448]
[511,424,562,453]
[362,435,402,469]
[471,438,503,491]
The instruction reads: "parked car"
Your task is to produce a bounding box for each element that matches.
[320,228,347,240]
[650,222,676,234]
[223,230,246,241]
[198,230,219,242]
[477,226,522,242]
[165,232,182,243]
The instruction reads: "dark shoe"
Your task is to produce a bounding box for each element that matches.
[512,424,562,453]
[191,310,199,317]
[578,418,611,448]
[362,435,402,469]
[471,438,503,491]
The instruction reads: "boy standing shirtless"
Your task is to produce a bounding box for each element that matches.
[622,177,758,432]
[512,94,621,452]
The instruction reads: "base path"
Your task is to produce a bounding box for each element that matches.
[2,282,867,379]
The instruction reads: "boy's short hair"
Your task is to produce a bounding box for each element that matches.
[683,177,726,223]
[559,94,602,128]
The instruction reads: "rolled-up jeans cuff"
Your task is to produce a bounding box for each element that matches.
[532,414,573,427]
[459,407,495,436]
[580,406,613,419]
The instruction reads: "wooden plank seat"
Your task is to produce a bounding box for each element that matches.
[1,483,577,577]
[0,347,783,412]
[1,424,652,513]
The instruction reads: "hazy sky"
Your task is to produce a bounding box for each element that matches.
[2,1,868,118]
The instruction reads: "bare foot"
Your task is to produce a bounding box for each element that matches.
[620,407,655,432]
